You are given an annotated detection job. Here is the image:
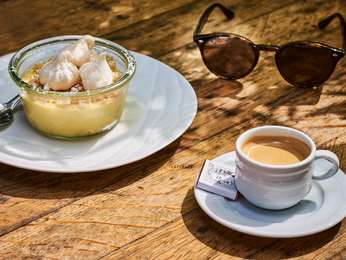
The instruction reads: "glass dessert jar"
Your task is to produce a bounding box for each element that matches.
[8,35,136,139]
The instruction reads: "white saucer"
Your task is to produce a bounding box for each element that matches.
[0,52,197,172]
[194,151,346,238]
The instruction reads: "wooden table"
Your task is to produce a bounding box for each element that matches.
[0,0,345,259]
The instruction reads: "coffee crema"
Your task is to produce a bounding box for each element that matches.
[241,136,310,165]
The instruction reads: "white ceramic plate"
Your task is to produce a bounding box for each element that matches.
[0,52,197,172]
[194,151,346,238]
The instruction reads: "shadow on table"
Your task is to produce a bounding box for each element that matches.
[0,137,181,200]
[193,76,326,130]
[181,188,341,259]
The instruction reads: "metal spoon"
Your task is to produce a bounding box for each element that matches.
[0,95,22,127]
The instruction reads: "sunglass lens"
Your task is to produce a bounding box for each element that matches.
[276,44,338,87]
[202,36,257,79]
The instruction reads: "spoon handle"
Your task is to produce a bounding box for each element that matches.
[5,94,21,111]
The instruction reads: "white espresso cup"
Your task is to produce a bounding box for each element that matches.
[235,125,339,210]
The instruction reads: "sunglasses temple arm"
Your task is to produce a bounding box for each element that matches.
[193,3,234,41]
[318,13,346,51]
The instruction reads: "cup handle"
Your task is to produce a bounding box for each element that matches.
[313,150,339,180]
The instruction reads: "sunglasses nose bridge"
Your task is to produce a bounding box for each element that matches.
[256,44,280,52]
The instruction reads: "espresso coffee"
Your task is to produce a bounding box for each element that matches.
[242,136,310,165]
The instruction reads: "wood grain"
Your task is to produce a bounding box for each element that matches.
[0,119,344,258]
[107,209,345,259]
[0,0,301,239]
[0,0,197,55]
[0,0,345,259]
[106,0,297,57]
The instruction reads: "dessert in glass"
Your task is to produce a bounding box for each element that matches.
[8,35,136,139]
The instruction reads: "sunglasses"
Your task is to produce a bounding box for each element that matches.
[193,3,346,87]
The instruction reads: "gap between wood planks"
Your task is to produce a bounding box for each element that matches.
[0,1,345,257]
[0,9,344,256]
[99,138,345,259]
[0,0,302,237]
[101,0,298,58]
[0,0,198,55]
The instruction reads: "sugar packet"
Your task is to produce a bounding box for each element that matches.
[196,160,239,200]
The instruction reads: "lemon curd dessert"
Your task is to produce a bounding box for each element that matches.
[9,35,136,138]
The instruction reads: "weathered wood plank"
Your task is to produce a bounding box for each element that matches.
[106,209,345,259]
[0,139,181,237]
[0,0,345,259]
[0,0,297,58]
[0,0,303,239]
[106,0,296,57]
[0,83,344,258]
[0,119,344,259]
[0,0,196,55]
